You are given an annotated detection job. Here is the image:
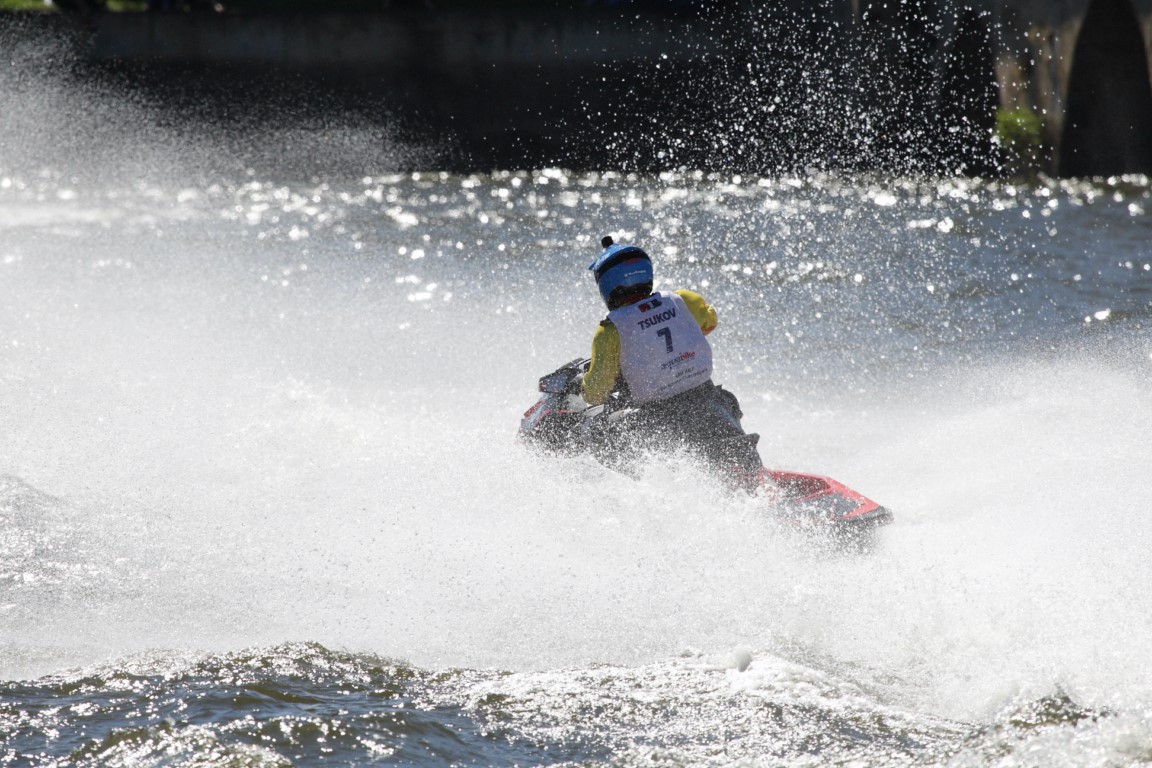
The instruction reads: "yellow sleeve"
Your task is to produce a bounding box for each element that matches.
[674,289,718,335]
[581,321,621,405]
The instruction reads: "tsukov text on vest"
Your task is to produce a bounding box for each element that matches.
[607,291,713,404]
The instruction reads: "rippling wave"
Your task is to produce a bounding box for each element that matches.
[6,638,1149,767]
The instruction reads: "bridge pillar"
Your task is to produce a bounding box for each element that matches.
[995,0,1152,176]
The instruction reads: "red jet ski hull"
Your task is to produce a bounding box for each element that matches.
[757,468,893,540]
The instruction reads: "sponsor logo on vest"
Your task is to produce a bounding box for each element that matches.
[637,306,676,330]
[638,297,662,313]
[660,350,697,371]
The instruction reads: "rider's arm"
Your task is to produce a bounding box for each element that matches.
[581,321,620,405]
[675,289,718,335]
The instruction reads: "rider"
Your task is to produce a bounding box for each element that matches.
[581,235,763,484]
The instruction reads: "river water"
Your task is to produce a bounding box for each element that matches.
[3,17,1152,768]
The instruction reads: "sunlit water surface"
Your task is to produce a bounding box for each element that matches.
[2,23,1152,768]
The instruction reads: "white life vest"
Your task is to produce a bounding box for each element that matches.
[606,291,713,404]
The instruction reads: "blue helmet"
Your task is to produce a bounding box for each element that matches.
[588,236,653,309]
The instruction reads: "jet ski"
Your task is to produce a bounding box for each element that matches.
[519,358,893,545]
